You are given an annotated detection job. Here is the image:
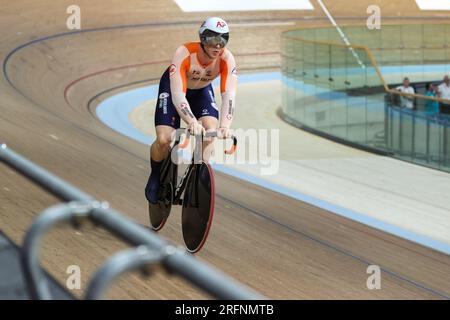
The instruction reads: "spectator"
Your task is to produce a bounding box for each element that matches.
[424,83,439,115]
[396,77,415,109]
[437,75,450,114]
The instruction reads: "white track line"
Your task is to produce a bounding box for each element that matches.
[231,22,296,27]
[415,0,450,10]
[174,0,314,12]
[316,0,365,68]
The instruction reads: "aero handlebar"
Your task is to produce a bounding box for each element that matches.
[177,128,237,155]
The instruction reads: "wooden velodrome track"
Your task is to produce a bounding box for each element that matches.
[1,1,449,299]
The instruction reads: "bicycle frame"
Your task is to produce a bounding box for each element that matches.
[168,128,237,206]
[147,128,237,249]
[173,158,195,205]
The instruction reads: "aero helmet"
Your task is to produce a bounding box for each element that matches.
[199,17,230,48]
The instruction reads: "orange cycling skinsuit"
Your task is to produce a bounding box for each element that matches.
[145,17,237,204]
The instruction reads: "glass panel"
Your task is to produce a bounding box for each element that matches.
[281,25,450,173]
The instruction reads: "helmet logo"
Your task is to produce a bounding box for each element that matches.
[216,21,227,28]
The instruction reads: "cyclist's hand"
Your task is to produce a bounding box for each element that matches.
[188,121,205,136]
[217,127,231,139]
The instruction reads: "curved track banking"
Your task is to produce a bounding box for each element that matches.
[1,1,449,299]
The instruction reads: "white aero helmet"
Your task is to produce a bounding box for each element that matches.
[199,17,230,48]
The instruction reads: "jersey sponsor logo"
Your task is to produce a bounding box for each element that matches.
[159,92,169,114]
[191,76,212,82]
[216,21,227,28]
[179,102,195,119]
[226,114,233,120]
[202,108,209,116]
[159,92,169,99]
[169,64,177,77]
[190,69,205,81]
[228,100,234,115]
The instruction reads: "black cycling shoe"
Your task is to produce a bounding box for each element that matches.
[145,159,162,204]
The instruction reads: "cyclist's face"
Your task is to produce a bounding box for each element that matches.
[202,32,228,58]
[204,43,222,58]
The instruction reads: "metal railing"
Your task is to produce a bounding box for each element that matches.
[0,143,265,300]
[384,97,450,170]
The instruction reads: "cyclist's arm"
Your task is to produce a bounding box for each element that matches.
[219,50,237,129]
[170,45,197,125]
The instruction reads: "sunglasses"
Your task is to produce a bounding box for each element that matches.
[203,32,229,48]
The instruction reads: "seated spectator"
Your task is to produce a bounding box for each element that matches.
[424,83,440,115]
[396,77,415,110]
[437,75,450,114]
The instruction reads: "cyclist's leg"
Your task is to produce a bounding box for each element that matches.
[151,125,175,162]
[190,85,219,163]
[146,69,180,203]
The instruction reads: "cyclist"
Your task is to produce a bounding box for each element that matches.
[145,17,237,204]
